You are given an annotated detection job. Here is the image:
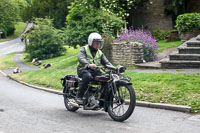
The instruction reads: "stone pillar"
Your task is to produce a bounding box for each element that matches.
[110,42,144,66]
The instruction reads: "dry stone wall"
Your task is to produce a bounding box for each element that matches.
[110,42,144,66]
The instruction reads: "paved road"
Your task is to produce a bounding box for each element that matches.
[0,37,24,57]
[0,26,200,133]
[0,23,33,57]
[0,74,200,133]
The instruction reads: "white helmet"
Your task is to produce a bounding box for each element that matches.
[88,32,104,49]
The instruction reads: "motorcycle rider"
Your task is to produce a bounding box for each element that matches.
[76,32,113,104]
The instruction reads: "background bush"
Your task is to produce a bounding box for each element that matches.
[0,0,20,38]
[115,28,158,62]
[152,29,171,41]
[64,1,125,47]
[175,13,200,33]
[25,18,66,60]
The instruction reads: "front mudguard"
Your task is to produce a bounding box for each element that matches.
[115,80,132,86]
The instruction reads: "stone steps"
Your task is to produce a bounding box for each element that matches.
[160,58,200,69]
[187,41,200,47]
[160,35,200,68]
[169,52,200,61]
[178,47,200,54]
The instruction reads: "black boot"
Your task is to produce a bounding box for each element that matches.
[75,82,86,105]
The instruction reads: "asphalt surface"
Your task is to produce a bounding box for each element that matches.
[0,74,200,133]
[0,38,24,57]
[0,26,200,132]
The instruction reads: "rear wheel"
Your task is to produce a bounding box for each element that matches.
[108,84,136,122]
[63,87,79,112]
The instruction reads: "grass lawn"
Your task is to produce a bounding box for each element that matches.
[157,39,181,53]
[11,69,200,113]
[21,46,80,69]
[0,53,16,69]
[0,22,27,42]
[20,40,181,69]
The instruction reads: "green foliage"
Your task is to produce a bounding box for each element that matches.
[22,0,72,28]
[0,0,20,38]
[175,13,200,33]
[0,22,27,42]
[15,0,29,21]
[152,29,171,41]
[65,1,125,47]
[25,18,66,60]
[164,0,189,26]
[101,0,148,19]
[74,0,147,19]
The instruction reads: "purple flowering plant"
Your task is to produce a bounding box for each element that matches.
[114,28,159,62]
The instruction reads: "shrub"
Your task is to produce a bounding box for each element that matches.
[25,18,66,60]
[64,2,125,47]
[175,13,200,33]
[114,29,158,62]
[152,29,171,41]
[0,0,20,38]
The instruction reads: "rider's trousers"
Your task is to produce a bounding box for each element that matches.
[77,68,101,98]
[77,70,93,98]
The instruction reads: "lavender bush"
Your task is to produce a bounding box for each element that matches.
[114,29,159,62]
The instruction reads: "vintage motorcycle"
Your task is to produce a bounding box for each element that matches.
[61,65,136,122]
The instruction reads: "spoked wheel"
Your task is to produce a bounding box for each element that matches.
[108,84,136,122]
[63,87,79,112]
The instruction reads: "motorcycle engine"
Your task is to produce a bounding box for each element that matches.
[88,95,99,106]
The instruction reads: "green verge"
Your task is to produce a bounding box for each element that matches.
[11,69,76,90]
[0,53,16,69]
[157,39,181,53]
[20,40,182,69]
[11,69,200,113]
[0,22,27,42]
[21,46,80,69]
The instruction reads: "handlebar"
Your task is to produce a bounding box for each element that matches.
[88,65,126,74]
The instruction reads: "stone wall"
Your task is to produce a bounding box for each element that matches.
[110,42,144,66]
[181,31,200,43]
[131,0,173,31]
[187,0,200,13]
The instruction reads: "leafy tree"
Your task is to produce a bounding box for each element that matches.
[25,18,66,60]
[15,0,29,22]
[101,0,148,19]
[164,0,190,27]
[0,0,20,38]
[22,0,73,28]
[64,0,125,47]
[71,0,148,20]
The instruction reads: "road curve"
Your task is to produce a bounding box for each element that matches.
[0,74,200,133]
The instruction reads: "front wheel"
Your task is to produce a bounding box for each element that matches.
[63,87,79,112]
[108,84,136,122]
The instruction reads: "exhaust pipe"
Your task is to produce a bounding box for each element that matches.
[68,101,80,108]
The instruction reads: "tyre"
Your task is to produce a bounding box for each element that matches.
[63,87,79,112]
[108,84,136,122]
